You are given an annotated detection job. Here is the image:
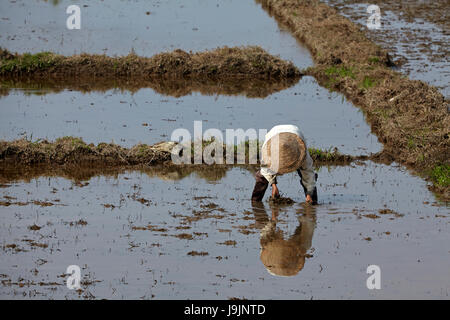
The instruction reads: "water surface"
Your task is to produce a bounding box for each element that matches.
[0,162,448,299]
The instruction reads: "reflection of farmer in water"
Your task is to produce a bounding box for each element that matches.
[252,202,316,277]
[251,125,318,204]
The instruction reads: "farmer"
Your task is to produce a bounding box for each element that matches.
[251,124,318,204]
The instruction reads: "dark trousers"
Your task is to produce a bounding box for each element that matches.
[251,170,318,204]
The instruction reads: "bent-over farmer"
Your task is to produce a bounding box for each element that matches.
[251,125,318,204]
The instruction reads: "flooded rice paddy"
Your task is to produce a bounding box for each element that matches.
[0,163,449,299]
[0,0,449,299]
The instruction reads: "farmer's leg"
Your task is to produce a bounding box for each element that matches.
[251,170,269,201]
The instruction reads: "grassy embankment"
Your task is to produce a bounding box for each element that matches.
[0,138,359,184]
[0,47,301,98]
[0,46,299,79]
[0,137,355,167]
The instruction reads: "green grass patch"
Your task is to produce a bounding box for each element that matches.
[361,76,375,89]
[0,52,57,73]
[430,164,450,187]
[325,66,355,79]
[374,107,391,119]
[368,56,380,64]
[308,147,339,161]
[138,144,150,156]
[407,137,416,149]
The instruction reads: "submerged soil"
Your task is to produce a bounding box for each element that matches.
[268,196,295,205]
[0,46,300,80]
[256,0,449,199]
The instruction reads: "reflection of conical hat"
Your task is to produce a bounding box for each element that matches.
[260,239,305,277]
[261,132,306,174]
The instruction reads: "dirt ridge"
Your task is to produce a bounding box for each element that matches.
[0,46,300,79]
[0,137,359,167]
[0,137,372,185]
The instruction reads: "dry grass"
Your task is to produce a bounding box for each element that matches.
[0,46,301,99]
[0,138,358,167]
[0,46,300,79]
[0,137,170,166]
[257,0,449,199]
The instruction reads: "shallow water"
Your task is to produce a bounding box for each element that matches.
[0,76,381,155]
[0,162,448,299]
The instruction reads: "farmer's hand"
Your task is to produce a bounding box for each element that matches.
[306,194,313,204]
[271,184,280,198]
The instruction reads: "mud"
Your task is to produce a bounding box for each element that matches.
[256,0,449,198]
[268,196,295,205]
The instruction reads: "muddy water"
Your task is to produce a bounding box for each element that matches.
[324,1,450,98]
[0,162,448,299]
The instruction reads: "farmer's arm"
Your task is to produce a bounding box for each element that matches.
[261,167,279,198]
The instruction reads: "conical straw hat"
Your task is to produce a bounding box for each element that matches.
[260,239,305,276]
[261,132,306,174]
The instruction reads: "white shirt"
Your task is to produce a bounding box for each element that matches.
[260,125,316,194]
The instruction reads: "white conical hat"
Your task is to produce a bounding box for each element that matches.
[261,132,306,174]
